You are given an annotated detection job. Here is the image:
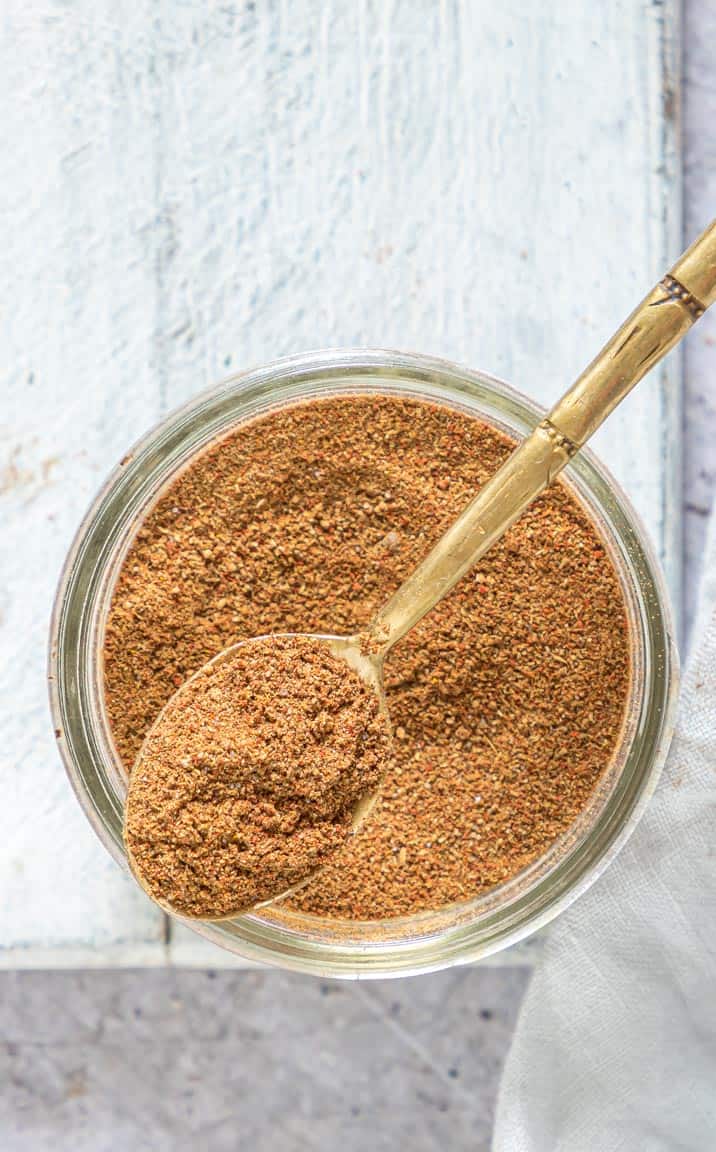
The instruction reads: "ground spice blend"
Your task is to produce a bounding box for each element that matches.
[105,394,631,920]
[124,635,391,919]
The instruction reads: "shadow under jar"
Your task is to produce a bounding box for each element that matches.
[49,349,678,978]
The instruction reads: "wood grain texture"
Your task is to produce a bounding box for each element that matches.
[683,0,716,641]
[0,0,681,968]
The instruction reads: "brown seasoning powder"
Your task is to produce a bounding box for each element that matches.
[124,635,390,919]
[104,395,631,920]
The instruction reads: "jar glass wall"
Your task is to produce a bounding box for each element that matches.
[49,350,678,977]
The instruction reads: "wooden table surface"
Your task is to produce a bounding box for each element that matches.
[1,1,682,968]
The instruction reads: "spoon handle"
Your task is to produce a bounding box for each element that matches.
[368,220,716,655]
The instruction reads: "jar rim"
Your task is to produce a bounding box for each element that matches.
[48,348,679,977]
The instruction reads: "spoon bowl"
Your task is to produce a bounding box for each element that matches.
[124,630,390,919]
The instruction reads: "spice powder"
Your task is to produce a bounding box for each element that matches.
[124,635,391,919]
[104,394,631,920]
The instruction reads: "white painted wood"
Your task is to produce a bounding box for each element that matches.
[0,0,681,969]
[1,3,167,960]
[683,0,716,642]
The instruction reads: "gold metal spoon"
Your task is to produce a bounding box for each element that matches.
[310,219,716,700]
[334,220,716,685]
[127,220,716,918]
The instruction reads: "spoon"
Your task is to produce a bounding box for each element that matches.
[127,220,715,917]
[300,220,716,793]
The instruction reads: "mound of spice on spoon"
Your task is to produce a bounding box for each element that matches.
[124,634,392,919]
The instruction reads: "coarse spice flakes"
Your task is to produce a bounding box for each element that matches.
[124,635,390,919]
[105,394,631,920]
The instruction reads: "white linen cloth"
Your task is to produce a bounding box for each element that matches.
[493,511,716,1151]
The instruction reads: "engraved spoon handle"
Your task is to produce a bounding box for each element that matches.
[367,220,716,655]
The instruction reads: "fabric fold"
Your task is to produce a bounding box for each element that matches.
[493,512,716,1152]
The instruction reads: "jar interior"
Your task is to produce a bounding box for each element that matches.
[50,352,676,975]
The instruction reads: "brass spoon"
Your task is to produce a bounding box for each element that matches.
[127,221,716,918]
[305,221,716,754]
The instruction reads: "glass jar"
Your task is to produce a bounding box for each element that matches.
[49,349,678,977]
